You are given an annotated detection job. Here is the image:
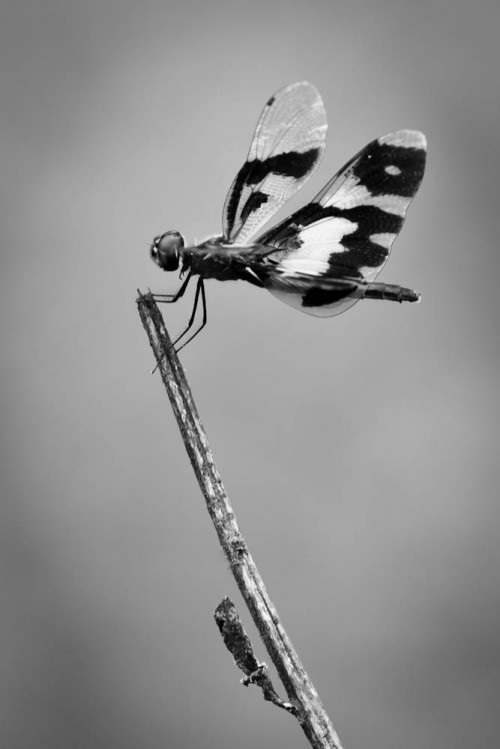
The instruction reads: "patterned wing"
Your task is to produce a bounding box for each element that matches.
[222,81,327,246]
[256,130,427,316]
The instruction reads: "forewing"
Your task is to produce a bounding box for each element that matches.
[258,130,427,302]
[222,81,327,245]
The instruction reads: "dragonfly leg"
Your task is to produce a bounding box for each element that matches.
[149,274,205,371]
[173,278,208,353]
[152,272,193,303]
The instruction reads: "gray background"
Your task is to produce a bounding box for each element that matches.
[2,1,499,747]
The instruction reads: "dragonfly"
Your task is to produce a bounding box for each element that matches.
[150,81,426,350]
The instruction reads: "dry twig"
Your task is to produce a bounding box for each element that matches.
[137,291,344,749]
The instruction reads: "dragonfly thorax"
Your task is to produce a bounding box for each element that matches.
[150,230,185,272]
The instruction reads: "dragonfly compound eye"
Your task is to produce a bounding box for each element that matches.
[151,231,184,271]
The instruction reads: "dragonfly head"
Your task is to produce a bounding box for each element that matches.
[150,230,185,272]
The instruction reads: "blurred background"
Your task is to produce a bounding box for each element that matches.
[1,1,499,747]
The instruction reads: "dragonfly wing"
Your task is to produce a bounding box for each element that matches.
[256,130,426,315]
[262,261,363,317]
[261,260,420,317]
[222,81,327,245]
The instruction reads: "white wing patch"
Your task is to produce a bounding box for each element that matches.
[326,184,411,216]
[282,217,358,263]
[278,257,330,277]
[385,165,402,176]
[382,130,426,149]
[369,232,397,249]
